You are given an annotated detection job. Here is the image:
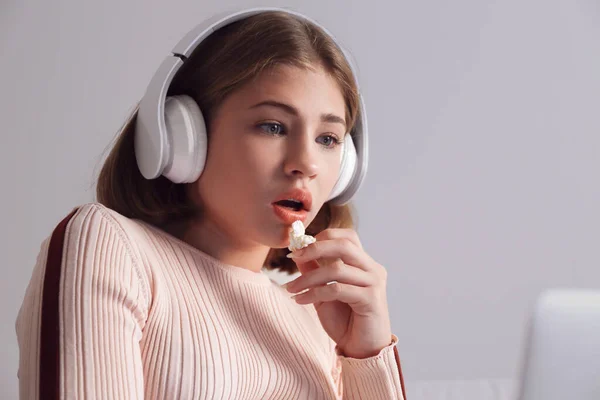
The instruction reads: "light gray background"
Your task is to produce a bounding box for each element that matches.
[2,0,599,398]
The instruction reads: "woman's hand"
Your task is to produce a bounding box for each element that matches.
[284,228,393,359]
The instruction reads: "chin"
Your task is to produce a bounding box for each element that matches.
[258,223,291,250]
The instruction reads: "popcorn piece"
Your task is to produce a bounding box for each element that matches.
[288,220,316,252]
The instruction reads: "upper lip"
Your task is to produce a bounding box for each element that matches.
[272,188,313,212]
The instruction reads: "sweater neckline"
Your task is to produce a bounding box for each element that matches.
[135,219,275,286]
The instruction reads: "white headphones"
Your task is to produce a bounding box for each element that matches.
[134,7,368,206]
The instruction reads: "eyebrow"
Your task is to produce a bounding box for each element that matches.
[249,100,346,128]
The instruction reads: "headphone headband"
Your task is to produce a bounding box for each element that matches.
[135,6,368,205]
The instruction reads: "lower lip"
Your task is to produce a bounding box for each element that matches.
[272,204,308,225]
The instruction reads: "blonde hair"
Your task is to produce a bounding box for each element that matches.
[96,11,360,274]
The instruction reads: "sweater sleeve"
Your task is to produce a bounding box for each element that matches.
[333,334,407,400]
[15,204,149,399]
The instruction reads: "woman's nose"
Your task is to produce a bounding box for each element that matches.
[283,133,319,179]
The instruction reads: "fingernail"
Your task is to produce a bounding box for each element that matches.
[291,288,309,298]
[286,249,304,258]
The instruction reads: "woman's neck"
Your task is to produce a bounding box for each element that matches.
[165,217,270,274]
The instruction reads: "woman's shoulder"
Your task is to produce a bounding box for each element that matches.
[65,202,183,260]
[58,202,155,293]
[58,202,162,259]
[65,202,144,238]
[27,203,154,326]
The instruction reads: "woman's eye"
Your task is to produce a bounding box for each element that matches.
[259,122,285,135]
[258,123,340,148]
[317,135,341,148]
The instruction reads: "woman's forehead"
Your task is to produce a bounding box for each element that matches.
[233,65,346,116]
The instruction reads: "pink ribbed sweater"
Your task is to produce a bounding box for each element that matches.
[16,203,406,399]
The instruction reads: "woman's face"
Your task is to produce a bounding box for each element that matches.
[191,64,347,249]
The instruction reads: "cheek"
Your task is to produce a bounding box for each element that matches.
[324,154,342,190]
[244,135,286,172]
[208,138,278,198]
[208,132,270,174]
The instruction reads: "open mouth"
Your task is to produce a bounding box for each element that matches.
[273,199,304,211]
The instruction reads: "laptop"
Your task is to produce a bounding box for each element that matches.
[516,288,600,400]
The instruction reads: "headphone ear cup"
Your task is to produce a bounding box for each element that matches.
[327,134,357,202]
[162,95,208,183]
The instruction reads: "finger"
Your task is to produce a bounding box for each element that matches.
[315,228,363,249]
[292,282,369,307]
[293,259,320,276]
[288,239,374,272]
[285,260,373,294]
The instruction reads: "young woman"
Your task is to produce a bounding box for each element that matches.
[16,8,407,400]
